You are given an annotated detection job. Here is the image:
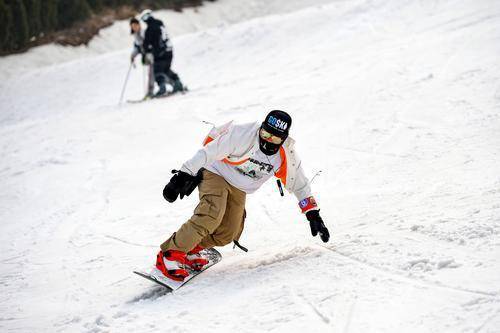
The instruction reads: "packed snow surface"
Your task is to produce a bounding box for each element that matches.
[1,0,500,332]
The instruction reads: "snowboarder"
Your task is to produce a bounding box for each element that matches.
[156,110,330,281]
[129,17,154,98]
[139,9,185,97]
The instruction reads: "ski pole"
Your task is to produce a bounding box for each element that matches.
[118,62,134,105]
[142,63,147,96]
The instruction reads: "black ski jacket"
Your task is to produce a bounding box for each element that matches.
[143,17,173,61]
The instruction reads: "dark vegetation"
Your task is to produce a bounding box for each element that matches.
[0,0,215,55]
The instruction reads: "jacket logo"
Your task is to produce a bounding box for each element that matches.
[299,197,316,208]
[268,116,288,131]
[299,199,308,208]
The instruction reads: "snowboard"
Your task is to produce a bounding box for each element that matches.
[134,248,222,292]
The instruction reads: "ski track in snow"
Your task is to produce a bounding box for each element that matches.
[1,0,500,332]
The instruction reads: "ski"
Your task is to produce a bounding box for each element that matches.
[126,87,189,104]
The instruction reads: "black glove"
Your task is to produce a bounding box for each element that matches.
[163,169,202,203]
[306,210,330,243]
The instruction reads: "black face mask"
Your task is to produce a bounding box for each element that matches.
[259,136,283,156]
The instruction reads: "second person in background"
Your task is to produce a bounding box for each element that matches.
[140,9,187,97]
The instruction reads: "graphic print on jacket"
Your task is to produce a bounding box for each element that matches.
[206,148,282,194]
[235,158,274,179]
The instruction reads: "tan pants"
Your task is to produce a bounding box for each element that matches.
[160,170,246,253]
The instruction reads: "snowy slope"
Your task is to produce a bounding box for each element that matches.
[1,0,500,332]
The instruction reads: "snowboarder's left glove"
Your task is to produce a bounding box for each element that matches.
[306,210,330,243]
[163,170,202,203]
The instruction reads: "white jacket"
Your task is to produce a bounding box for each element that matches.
[181,121,318,213]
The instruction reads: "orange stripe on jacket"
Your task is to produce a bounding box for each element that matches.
[202,135,249,165]
[275,146,287,186]
[202,136,214,146]
[223,158,249,165]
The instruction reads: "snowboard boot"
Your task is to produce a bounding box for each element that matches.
[154,83,167,97]
[186,245,209,271]
[172,79,185,93]
[155,250,189,281]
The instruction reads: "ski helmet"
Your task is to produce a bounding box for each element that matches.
[259,110,292,156]
[139,9,153,22]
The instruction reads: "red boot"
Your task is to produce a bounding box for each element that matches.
[186,245,209,271]
[156,250,189,281]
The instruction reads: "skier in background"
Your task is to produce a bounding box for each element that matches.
[139,9,186,97]
[129,17,154,98]
[156,110,330,281]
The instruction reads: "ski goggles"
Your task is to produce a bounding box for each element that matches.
[259,128,284,144]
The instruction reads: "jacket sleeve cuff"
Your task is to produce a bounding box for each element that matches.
[180,164,196,176]
[298,196,318,213]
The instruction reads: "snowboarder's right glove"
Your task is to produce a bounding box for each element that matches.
[306,210,330,243]
[163,169,202,203]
